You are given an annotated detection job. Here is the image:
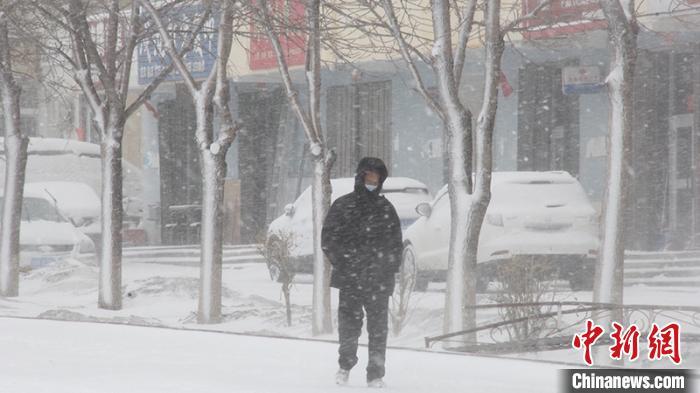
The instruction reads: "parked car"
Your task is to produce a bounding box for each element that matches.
[0,183,96,269]
[266,177,432,277]
[29,181,101,246]
[403,171,599,291]
[0,137,146,246]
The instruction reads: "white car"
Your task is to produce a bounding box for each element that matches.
[29,181,101,244]
[0,137,145,246]
[0,184,97,269]
[266,177,432,276]
[403,171,599,291]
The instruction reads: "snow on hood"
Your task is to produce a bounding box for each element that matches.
[20,220,83,246]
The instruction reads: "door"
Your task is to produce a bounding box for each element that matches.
[517,62,580,176]
[158,84,202,245]
[237,87,285,243]
[668,114,698,249]
[326,80,392,177]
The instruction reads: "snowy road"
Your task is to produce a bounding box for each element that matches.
[1,317,561,393]
[2,258,700,361]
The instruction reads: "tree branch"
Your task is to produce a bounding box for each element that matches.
[139,0,200,94]
[453,0,477,87]
[124,3,213,118]
[378,0,444,121]
[255,0,316,143]
[213,0,242,153]
[503,0,553,34]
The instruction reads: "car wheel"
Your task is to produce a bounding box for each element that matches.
[414,275,429,292]
[400,245,429,292]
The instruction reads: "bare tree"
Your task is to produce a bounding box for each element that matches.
[26,0,211,310]
[249,0,336,335]
[594,0,638,326]
[349,0,545,343]
[140,0,240,324]
[0,0,29,297]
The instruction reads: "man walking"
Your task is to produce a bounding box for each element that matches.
[321,157,403,388]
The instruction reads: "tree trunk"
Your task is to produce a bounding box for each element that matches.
[0,134,28,297]
[198,147,226,324]
[99,133,124,310]
[595,0,637,328]
[0,133,28,297]
[428,0,477,342]
[311,151,333,335]
[460,0,504,341]
[0,18,28,298]
[594,50,635,322]
[442,123,473,341]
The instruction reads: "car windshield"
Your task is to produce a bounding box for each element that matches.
[22,197,66,222]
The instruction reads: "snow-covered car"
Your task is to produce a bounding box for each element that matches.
[403,171,599,291]
[0,184,96,269]
[0,137,146,245]
[28,181,101,245]
[266,177,432,277]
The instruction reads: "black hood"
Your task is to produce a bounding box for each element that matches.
[354,157,389,195]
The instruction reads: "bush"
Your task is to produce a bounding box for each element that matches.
[491,256,557,342]
[258,232,296,326]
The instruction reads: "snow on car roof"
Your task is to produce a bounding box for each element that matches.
[434,171,577,195]
[16,137,101,156]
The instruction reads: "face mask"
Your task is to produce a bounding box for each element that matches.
[365,184,377,192]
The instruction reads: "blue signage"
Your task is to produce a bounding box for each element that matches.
[562,66,605,95]
[138,5,218,85]
[563,83,605,95]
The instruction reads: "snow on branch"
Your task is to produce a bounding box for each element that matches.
[502,0,553,33]
[125,3,214,118]
[213,0,242,154]
[453,0,477,86]
[377,0,444,121]
[139,0,206,94]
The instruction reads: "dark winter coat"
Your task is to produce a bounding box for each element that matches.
[321,157,403,295]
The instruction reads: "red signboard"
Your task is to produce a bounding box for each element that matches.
[249,0,306,71]
[522,0,607,39]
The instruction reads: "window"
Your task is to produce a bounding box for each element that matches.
[326,80,392,177]
[517,62,580,176]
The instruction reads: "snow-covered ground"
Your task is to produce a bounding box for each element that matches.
[1,317,562,393]
[1,256,698,390]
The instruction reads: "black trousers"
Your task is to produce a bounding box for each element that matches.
[337,289,390,381]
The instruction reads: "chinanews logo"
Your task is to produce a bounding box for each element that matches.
[562,320,692,393]
[572,319,681,366]
[561,369,691,392]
